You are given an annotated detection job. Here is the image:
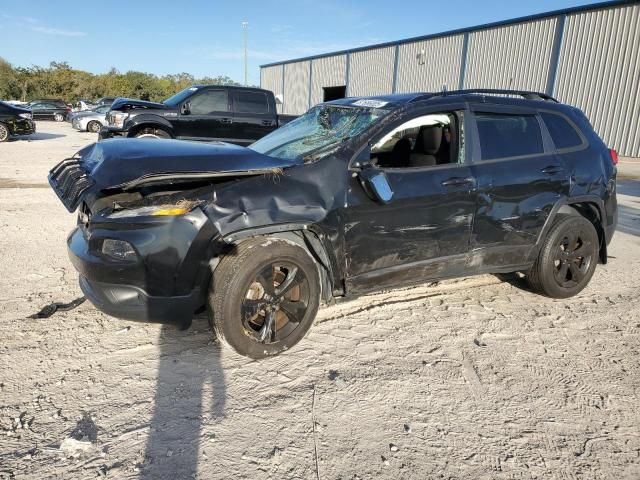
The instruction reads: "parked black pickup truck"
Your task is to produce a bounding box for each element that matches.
[99,85,295,144]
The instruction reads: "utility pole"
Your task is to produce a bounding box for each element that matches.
[241,21,249,86]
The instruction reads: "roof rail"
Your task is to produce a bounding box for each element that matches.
[414,89,559,103]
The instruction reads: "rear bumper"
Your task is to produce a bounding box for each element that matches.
[98,126,127,140]
[79,276,198,327]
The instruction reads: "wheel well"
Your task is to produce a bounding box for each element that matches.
[211,230,337,304]
[128,124,172,138]
[561,202,607,264]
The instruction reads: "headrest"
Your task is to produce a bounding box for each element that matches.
[415,125,443,154]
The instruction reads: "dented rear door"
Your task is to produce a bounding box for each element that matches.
[468,105,569,270]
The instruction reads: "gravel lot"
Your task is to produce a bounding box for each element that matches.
[1,122,639,480]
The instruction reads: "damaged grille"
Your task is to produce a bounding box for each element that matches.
[48,158,95,213]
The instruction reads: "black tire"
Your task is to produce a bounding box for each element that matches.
[208,237,321,359]
[87,121,101,133]
[134,127,171,139]
[527,215,599,298]
[0,123,9,142]
[54,113,65,122]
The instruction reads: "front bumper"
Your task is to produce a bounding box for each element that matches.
[79,276,200,327]
[10,119,35,136]
[66,209,220,326]
[98,126,127,141]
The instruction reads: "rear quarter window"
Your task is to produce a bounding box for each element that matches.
[540,112,584,150]
[475,113,544,160]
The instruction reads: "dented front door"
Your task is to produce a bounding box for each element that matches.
[343,163,476,293]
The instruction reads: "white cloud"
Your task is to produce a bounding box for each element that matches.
[30,25,86,37]
[2,14,86,36]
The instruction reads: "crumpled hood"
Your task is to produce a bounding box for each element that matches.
[110,97,167,111]
[78,139,298,189]
[49,138,299,212]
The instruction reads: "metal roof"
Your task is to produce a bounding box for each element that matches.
[260,0,638,68]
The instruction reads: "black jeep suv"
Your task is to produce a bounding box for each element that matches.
[49,89,618,358]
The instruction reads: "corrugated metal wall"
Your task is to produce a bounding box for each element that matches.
[555,3,640,156]
[262,2,640,155]
[395,35,464,93]
[348,47,396,97]
[260,65,283,113]
[465,18,558,91]
[283,61,310,115]
[309,54,347,107]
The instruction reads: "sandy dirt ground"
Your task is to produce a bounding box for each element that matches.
[1,122,639,480]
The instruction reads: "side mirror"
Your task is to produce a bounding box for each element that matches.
[358,167,394,204]
[181,102,191,115]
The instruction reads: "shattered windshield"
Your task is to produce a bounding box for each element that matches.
[249,104,390,162]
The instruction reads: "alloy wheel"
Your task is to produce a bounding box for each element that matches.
[241,262,310,344]
[552,229,594,288]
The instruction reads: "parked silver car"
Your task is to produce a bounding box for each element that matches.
[71,105,110,132]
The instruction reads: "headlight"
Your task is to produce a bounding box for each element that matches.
[101,239,137,262]
[19,113,32,120]
[109,111,128,128]
[106,205,192,219]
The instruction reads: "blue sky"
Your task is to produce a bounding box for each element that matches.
[1,0,606,85]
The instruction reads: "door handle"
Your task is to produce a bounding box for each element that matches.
[261,120,274,126]
[541,165,564,175]
[219,118,233,124]
[441,176,475,187]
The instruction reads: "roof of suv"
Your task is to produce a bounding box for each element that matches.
[328,89,563,110]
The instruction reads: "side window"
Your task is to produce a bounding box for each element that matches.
[475,113,544,160]
[540,112,584,150]
[371,112,462,169]
[235,91,269,114]
[189,90,229,115]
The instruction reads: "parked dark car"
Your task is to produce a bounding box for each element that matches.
[28,101,70,122]
[27,98,67,109]
[50,89,617,358]
[0,101,35,142]
[99,85,296,144]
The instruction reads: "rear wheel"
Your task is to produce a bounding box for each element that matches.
[53,113,64,122]
[208,237,321,359]
[527,215,599,298]
[134,127,171,139]
[87,121,102,133]
[0,123,9,142]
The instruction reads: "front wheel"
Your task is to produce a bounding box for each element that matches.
[53,113,64,122]
[0,123,9,142]
[208,237,321,359]
[134,127,171,139]
[87,120,102,133]
[527,215,599,298]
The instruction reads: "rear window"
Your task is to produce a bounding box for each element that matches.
[235,91,269,114]
[540,112,584,150]
[476,113,544,160]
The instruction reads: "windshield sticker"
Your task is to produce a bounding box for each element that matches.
[352,99,389,108]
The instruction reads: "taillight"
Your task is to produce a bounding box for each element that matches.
[610,149,619,165]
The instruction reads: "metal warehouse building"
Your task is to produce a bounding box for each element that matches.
[260,0,640,156]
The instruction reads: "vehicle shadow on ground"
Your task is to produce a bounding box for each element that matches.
[140,318,226,479]
[21,133,66,141]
